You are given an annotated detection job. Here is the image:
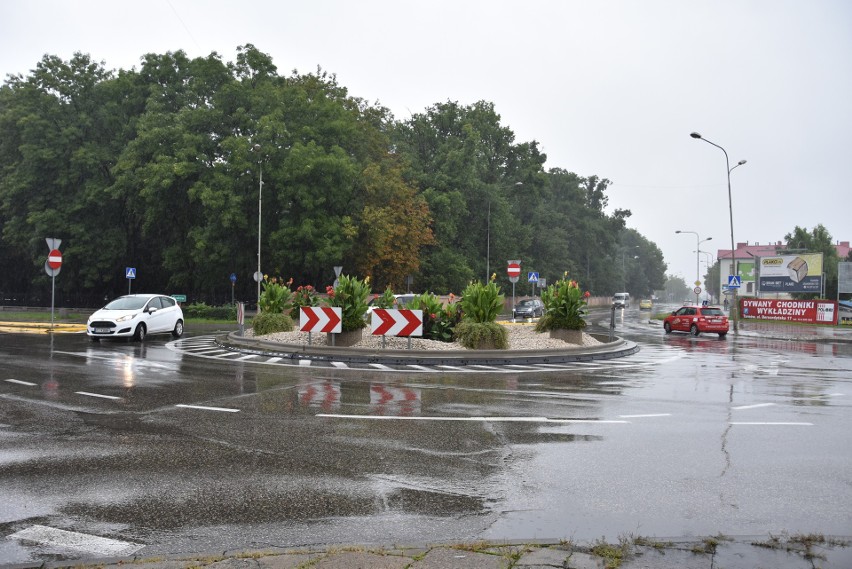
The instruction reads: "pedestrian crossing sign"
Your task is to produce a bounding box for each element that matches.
[727,275,741,288]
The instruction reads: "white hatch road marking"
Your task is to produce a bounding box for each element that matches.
[316,413,629,424]
[730,422,813,426]
[732,403,776,410]
[619,413,672,419]
[167,335,661,374]
[5,379,37,386]
[75,391,122,400]
[236,354,259,361]
[8,525,143,556]
[298,359,312,366]
[175,404,239,413]
[369,363,392,370]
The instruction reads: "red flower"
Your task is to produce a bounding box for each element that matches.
[430,313,437,320]
[584,291,591,298]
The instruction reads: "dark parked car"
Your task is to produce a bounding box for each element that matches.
[514,298,544,319]
[663,305,729,338]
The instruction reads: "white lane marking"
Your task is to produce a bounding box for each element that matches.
[407,364,431,371]
[437,365,466,371]
[469,364,500,370]
[619,413,672,418]
[316,413,628,424]
[189,349,230,355]
[215,352,242,358]
[732,403,776,410]
[298,359,312,366]
[175,404,239,413]
[267,357,283,364]
[5,379,37,386]
[331,362,349,368]
[9,525,143,556]
[235,354,259,361]
[75,391,122,401]
[730,422,813,426]
[369,363,392,370]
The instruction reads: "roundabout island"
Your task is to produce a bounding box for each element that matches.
[217,323,638,368]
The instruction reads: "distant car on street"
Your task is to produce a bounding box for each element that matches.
[612,292,630,308]
[87,294,184,341]
[639,299,653,310]
[663,305,728,338]
[514,298,544,319]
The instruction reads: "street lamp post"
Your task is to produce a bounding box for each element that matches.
[486,200,490,283]
[621,245,639,291]
[676,230,711,304]
[695,249,716,302]
[691,132,746,330]
[252,144,264,309]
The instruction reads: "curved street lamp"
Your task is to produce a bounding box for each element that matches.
[690,132,746,330]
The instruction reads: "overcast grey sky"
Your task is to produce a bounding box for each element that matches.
[2,0,850,288]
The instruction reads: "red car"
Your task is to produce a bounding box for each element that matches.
[663,305,729,338]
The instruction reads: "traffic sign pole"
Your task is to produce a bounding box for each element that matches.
[508,261,521,322]
[45,240,62,331]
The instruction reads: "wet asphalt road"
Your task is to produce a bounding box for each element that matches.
[1,309,851,564]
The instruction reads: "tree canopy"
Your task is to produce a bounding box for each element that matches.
[0,46,666,305]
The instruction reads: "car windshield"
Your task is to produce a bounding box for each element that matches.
[701,308,725,316]
[517,300,536,307]
[104,296,149,310]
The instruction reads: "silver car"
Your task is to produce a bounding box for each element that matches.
[87,294,184,341]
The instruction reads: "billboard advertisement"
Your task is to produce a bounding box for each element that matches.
[741,298,838,325]
[840,300,852,326]
[757,253,823,293]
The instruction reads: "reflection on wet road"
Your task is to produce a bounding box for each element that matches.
[1,313,850,563]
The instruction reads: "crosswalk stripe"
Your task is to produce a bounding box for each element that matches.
[8,525,143,556]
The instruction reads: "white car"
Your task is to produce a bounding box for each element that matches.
[87,294,184,341]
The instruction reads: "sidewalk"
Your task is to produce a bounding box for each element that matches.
[735,320,852,343]
[11,535,851,569]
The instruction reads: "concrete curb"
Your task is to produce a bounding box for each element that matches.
[218,331,639,366]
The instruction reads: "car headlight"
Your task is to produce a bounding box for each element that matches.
[115,314,136,322]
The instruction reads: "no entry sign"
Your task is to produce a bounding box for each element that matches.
[47,249,62,270]
[507,262,521,278]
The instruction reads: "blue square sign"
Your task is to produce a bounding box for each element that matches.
[528,272,539,283]
[727,275,741,288]
[126,267,136,279]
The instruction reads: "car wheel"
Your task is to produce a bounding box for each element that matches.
[134,323,147,341]
[172,319,184,338]
[663,322,672,334]
[690,324,700,337]
[718,332,727,339]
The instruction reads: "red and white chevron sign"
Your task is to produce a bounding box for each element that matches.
[371,308,423,337]
[300,306,342,333]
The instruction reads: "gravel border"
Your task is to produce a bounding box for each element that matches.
[246,323,602,351]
